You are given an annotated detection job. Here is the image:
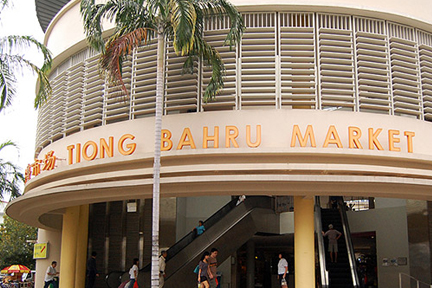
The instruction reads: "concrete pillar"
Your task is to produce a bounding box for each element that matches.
[294,196,315,288]
[35,229,62,288]
[75,205,90,288]
[59,206,80,288]
[246,240,255,288]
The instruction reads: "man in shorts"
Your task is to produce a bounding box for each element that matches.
[322,224,342,263]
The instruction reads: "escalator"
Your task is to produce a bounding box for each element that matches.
[107,196,278,288]
[316,196,360,288]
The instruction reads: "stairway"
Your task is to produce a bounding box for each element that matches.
[321,208,354,288]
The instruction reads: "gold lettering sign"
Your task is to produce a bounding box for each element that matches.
[25,124,417,183]
[291,125,414,153]
[68,134,137,165]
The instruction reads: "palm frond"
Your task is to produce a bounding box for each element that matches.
[0,0,10,17]
[81,0,152,52]
[0,59,16,112]
[184,35,225,101]
[0,141,23,199]
[0,35,52,61]
[81,0,243,100]
[81,0,113,52]
[0,52,52,110]
[169,0,197,55]
[0,141,18,152]
[102,28,150,95]
[0,162,23,199]
[82,0,156,96]
[0,35,52,110]
[192,0,244,47]
[34,61,52,109]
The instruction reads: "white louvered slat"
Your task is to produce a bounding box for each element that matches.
[418,32,432,121]
[388,23,421,118]
[280,13,316,108]
[82,54,104,129]
[240,13,277,107]
[318,14,355,110]
[49,70,67,142]
[37,12,432,151]
[104,57,132,124]
[35,87,54,150]
[202,15,237,112]
[64,63,84,135]
[354,17,391,114]
[131,42,158,118]
[165,41,199,114]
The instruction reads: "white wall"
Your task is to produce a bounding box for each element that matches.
[35,229,62,288]
[45,0,432,59]
[175,196,232,287]
[348,201,409,288]
[280,212,294,234]
[175,196,232,240]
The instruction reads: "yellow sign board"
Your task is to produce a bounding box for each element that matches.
[33,243,48,259]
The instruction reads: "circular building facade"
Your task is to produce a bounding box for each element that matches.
[8,0,432,288]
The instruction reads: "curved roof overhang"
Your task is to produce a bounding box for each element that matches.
[6,110,432,231]
[35,0,69,32]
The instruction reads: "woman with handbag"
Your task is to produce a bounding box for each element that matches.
[128,258,139,288]
[277,253,288,288]
[198,251,213,288]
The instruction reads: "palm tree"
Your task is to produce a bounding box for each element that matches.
[0,141,23,199]
[0,0,52,112]
[80,0,244,286]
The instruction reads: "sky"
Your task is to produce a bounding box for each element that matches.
[0,0,44,177]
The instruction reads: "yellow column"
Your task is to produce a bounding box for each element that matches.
[294,196,315,288]
[59,206,80,288]
[75,205,90,288]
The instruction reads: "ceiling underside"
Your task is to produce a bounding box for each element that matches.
[35,0,70,32]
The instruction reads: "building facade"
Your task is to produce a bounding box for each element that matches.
[7,0,432,287]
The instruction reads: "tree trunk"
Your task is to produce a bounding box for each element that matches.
[151,27,164,288]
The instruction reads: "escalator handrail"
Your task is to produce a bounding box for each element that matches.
[315,196,329,288]
[165,196,274,284]
[165,197,238,260]
[337,197,360,288]
[106,196,272,288]
[141,196,250,273]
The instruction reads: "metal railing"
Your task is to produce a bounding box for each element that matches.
[399,273,432,288]
[337,197,360,288]
[314,196,329,288]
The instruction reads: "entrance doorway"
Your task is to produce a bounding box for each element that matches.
[236,234,294,288]
[352,232,377,288]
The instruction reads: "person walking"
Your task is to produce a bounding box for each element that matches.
[277,253,288,288]
[86,252,99,288]
[159,251,167,288]
[129,258,139,288]
[322,224,342,263]
[44,261,59,288]
[198,251,213,288]
[208,248,218,288]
